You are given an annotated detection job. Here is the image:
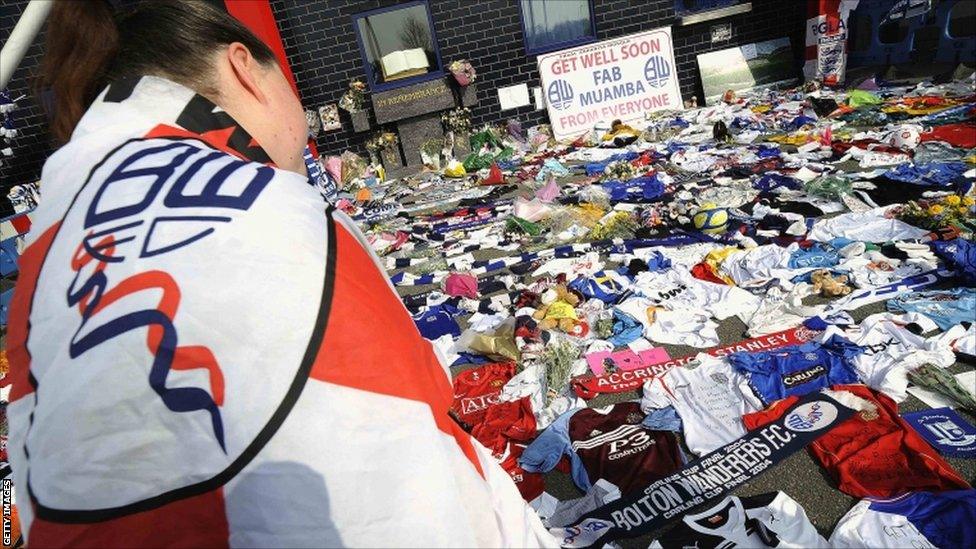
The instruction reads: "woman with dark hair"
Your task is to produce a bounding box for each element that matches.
[6,1,555,546]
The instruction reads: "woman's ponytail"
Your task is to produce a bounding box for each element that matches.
[36,0,119,144]
[35,0,277,145]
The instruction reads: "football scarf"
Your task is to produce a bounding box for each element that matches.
[551,391,856,548]
[572,325,822,398]
[825,268,955,313]
[389,233,719,287]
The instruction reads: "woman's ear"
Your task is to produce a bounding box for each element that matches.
[224,42,269,104]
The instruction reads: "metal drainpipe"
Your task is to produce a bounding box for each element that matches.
[0,0,54,90]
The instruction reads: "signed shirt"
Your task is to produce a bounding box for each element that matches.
[743,386,970,498]
[641,355,764,456]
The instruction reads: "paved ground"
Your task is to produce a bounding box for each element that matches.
[391,172,975,547]
[544,299,975,547]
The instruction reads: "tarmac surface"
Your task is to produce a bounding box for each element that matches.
[393,172,976,548]
[546,298,976,547]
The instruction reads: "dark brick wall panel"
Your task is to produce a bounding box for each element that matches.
[271,0,805,159]
[0,0,805,216]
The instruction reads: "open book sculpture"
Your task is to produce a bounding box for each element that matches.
[381,48,430,81]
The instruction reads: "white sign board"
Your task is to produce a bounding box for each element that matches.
[497,83,530,110]
[537,27,683,141]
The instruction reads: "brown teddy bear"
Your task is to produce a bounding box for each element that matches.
[810,269,852,297]
[532,284,585,334]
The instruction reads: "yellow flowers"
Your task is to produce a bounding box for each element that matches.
[896,197,972,233]
[943,195,974,217]
[766,133,812,146]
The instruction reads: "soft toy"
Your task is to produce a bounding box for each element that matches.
[601,119,641,141]
[810,269,852,297]
[532,284,588,336]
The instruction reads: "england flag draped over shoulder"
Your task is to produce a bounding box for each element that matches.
[5,76,556,548]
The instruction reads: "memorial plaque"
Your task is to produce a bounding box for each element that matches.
[372,77,456,124]
[460,83,479,107]
[397,113,444,168]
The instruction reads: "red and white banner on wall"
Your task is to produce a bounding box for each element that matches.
[538,28,683,141]
[803,0,861,86]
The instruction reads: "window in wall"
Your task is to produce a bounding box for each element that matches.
[352,1,443,91]
[673,0,740,14]
[520,0,596,55]
[674,0,751,26]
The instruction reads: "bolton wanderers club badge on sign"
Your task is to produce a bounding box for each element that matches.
[537,27,683,141]
[903,407,976,458]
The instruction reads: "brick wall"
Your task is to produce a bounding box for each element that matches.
[0,0,806,216]
[271,0,806,159]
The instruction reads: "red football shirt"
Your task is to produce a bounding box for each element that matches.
[499,442,545,502]
[471,396,536,455]
[743,384,970,498]
[451,362,516,426]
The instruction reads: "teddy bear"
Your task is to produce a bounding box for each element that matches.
[532,284,588,336]
[810,269,852,297]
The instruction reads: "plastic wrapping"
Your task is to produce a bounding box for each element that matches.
[457,320,520,362]
[340,150,367,186]
[576,185,611,209]
[804,174,852,199]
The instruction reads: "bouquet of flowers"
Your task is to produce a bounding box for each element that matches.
[448,59,476,86]
[588,211,638,240]
[542,338,581,405]
[305,109,321,137]
[340,151,367,185]
[339,79,367,112]
[441,107,472,135]
[601,160,638,182]
[506,119,526,144]
[420,138,444,169]
[365,131,399,154]
[528,125,553,152]
[894,194,976,232]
